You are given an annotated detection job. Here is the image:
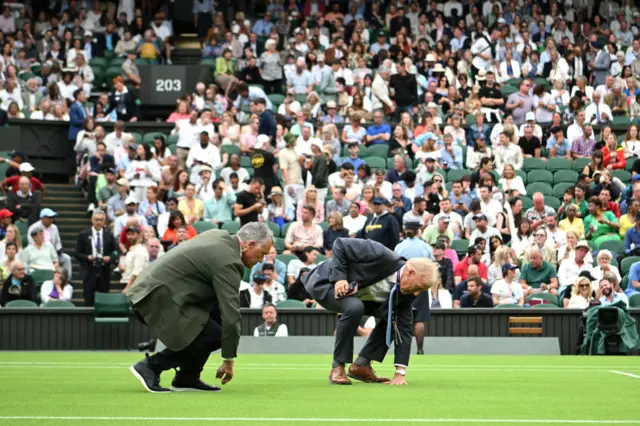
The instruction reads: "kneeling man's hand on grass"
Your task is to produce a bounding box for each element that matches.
[216,360,234,385]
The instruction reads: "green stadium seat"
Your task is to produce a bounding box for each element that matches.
[276,254,297,266]
[501,85,518,96]
[494,304,523,308]
[200,58,216,66]
[129,132,143,145]
[522,157,546,171]
[526,293,558,306]
[193,221,218,234]
[573,158,591,172]
[276,299,307,309]
[266,221,281,238]
[450,239,469,257]
[519,196,533,211]
[527,170,553,184]
[598,240,625,255]
[611,169,632,184]
[625,159,635,172]
[93,293,131,349]
[281,222,292,239]
[620,256,640,275]
[515,169,528,185]
[446,169,471,182]
[5,300,38,308]
[18,71,34,82]
[30,269,53,288]
[90,57,108,67]
[318,221,328,231]
[274,237,285,253]
[620,274,628,290]
[545,158,571,172]
[506,78,523,86]
[221,222,241,234]
[240,156,253,168]
[364,156,386,169]
[315,254,328,264]
[612,116,631,127]
[628,293,640,308]
[342,145,367,158]
[367,145,389,158]
[526,182,553,196]
[553,182,574,198]
[530,303,561,308]
[43,300,75,308]
[167,134,179,145]
[142,132,167,145]
[544,196,561,210]
[554,170,579,184]
[268,94,285,107]
[221,144,241,157]
[104,66,122,86]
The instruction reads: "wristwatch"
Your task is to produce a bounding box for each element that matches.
[395,369,406,376]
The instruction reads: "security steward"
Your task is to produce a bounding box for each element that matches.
[357,196,400,250]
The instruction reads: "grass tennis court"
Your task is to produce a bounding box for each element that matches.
[0,352,639,425]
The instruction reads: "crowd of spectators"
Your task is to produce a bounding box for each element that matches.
[4,0,640,311]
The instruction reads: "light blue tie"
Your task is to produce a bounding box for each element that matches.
[385,283,399,347]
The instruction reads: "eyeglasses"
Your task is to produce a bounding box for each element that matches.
[578,284,590,288]
[535,233,546,237]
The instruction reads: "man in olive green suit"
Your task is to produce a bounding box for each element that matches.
[127,222,273,393]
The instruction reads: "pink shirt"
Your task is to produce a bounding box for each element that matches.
[444,248,459,270]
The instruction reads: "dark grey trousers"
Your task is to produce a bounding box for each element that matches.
[318,289,390,365]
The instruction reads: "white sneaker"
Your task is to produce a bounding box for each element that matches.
[166,58,173,65]
[87,203,95,212]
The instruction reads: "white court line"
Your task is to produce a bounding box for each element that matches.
[610,370,640,379]
[0,417,639,424]
[3,364,640,372]
[1,362,640,369]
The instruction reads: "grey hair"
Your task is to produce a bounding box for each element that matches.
[10,260,24,272]
[527,246,542,258]
[92,208,106,218]
[237,222,274,246]
[54,266,69,284]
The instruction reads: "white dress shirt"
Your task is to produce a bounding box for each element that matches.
[186,143,221,184]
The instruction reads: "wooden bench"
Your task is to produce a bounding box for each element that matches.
[509,317,543,336]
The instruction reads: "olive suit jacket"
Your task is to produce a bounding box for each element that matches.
[127,230,245,358]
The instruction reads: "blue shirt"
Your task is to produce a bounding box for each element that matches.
[600,292,628,306]
[250,259,287,284]
[252,20,273,36]
[394,237,433,260]
[105,34,114,51]
[624,226,640,254]
[342,156,365,171]
[366,123,392,146]
[450,192,472,216]
[546,136,572,157]
[627,263,640,297]
[440,145,464,169]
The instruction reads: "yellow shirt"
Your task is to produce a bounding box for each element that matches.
[178,199,204,223]
[558,217,585,240]
[139,42,158,59]
[619,213,635,238]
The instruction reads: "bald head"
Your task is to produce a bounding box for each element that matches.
[467,264,480,278]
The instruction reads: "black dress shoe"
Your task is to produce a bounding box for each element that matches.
[171,375,221,392]
[129,359,171,393]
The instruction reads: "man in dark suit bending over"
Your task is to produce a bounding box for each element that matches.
[304,238,439,385]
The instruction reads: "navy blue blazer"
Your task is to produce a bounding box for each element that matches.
[68,101,87,141]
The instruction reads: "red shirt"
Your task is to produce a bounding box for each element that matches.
[602,145,626,170]
[454,256,488,281]
[604,201,621,218]
[162,226,197,244]
[3,176,44,193]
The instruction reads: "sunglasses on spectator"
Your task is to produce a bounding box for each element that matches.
[578,284,590,288]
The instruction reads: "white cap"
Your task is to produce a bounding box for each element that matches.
[231,24,240,34]
[255,134,270,149]
[199,165,213,174]
[326,100,337,108]
[425,53,436,62]
[125,195,138,205]
[19,162,34,173]
[525,111,535,121]
[311,138,323,150]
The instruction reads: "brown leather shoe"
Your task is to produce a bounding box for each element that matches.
[329,366,352,385]
[347,364,389,383]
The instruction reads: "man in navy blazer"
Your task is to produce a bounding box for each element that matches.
[68,89,88,179]
[303,238,439,386]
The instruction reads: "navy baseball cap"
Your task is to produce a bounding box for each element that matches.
[372,196,387,205]
[502,263,518,273]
